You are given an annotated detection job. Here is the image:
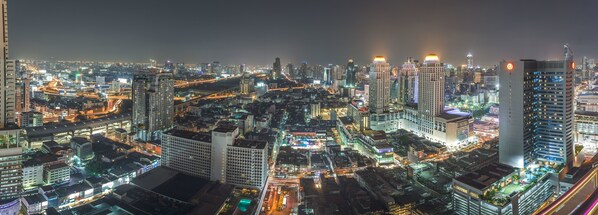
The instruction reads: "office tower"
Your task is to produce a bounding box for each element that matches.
[0,60,15,128]
[286,64,294,78]
[368,56,391,114]
[398,57,419,104]
[15,76,30,113]
[323,65,332,85]
[163,60,175,73]
[581,56,595,81]
[239,64,245,74]
[299,62,308,80]
[390,75,399,103]
[240,73,254,95]
[499,45,575,168]
[210,61,220,74]
[418,54,445,135]
[132,69,175,141]
[345,59,357,88]
[0,1,22,212]
[272,57,282,80]
[467,53,474,69]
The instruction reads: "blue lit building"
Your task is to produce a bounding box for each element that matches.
[498,45,575,168]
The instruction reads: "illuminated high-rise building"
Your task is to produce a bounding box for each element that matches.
[272,57,282,80]
[0,1,23,212]
[240,72,254,95]
[368,56,391,114]
[418,54,444,135]
[498,45,575,168]
[466,53,474,69]
[132,69,175,141]
[323,65,332,85]
[397,57,419,104]
[345,59,358,88]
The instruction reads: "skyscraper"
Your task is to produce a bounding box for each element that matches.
[240,72,254,95]
[286,63,293,78]
[345,59,357,88]
[466,53,474,69]
[418,54,444,135]
[132,69,175,141]
[368,56,391,114]
[0,1,22,212]
[323,65,331,85]
[397,57,419,104]
[272,57,282,80]
[499,45,575,168]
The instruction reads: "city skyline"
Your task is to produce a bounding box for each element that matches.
[8,0,598,65]
[2,0,598,214]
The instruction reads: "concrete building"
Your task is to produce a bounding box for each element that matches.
[397,57,419,104]
[132,69,174,141]
[22,162,44,188]
[225,139,268,188]
[239,73,254,95]
[272,57,282,80]
[498,45,575,168]
[368,56,391,114]
[161,125,268,188]
[453,163,555,215]
[418,54,445,139]
[161,129,212,179]
[0,2,23,212]
[20,111,42,128]
[43,163,70,184]
[345,59,358,88]
[70,137,94,161]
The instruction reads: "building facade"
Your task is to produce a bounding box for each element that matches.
[368,56,391,114]
[499,45,575,168]
[132,69,174,141]
[161,126,269,188]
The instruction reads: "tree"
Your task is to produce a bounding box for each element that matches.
[86,159,108,176]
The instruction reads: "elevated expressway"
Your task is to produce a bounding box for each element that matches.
[24,113,131,147]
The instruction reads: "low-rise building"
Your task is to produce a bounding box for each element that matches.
[44,163,70,184]
[70,137,94,161]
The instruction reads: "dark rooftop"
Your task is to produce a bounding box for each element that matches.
[232,139,267,149]
[213,125,238,133]
[165,129,212,143]
[455,162,515,190]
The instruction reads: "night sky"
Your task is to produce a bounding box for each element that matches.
[9,0,598,66]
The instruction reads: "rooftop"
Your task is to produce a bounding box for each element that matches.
[165,129,212,143]
[455,162,515,191]
[213,125,238,133]
[232,139,267,149]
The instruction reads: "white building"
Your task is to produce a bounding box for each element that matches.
[418,54,445,139]
[368,56,391,114]
[44,163,70,184]
[161,130,212,179]
[22,163,44,188]
[161,125,269,188]
[226,139,268,188]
